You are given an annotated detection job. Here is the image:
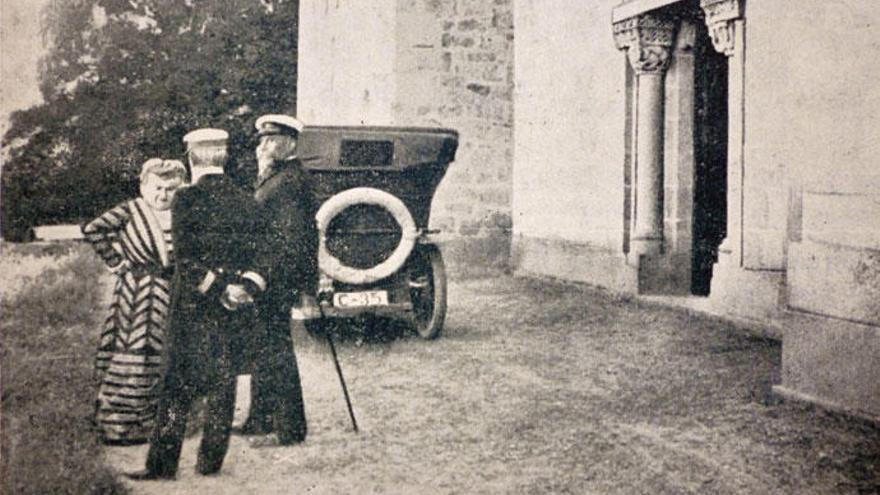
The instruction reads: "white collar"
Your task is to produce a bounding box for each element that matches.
[191,167,224,184]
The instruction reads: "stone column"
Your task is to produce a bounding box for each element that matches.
[614,15,676,257]
[700,0,744,265]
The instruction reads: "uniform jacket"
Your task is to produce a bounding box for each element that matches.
[253,158,319,309]
[166,174,265,385]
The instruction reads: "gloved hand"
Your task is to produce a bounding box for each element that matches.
[221,283,254,311]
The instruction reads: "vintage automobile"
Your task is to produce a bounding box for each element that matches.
[296,126,458,339]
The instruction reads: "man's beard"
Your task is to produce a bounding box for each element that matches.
[257,157,273,176]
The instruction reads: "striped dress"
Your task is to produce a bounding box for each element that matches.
[82,198,173,444]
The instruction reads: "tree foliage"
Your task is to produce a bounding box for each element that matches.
[2,0,298,240]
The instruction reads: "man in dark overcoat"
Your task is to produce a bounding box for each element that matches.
[234,114,320,445]
[127,128,269,479]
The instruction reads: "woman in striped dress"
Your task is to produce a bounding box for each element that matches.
[83,158,187,444]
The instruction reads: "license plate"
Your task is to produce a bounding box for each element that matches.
[333,290,389,308]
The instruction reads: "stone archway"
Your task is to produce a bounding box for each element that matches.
[611,0,744,295]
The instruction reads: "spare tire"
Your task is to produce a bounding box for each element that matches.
[316,187,418,284]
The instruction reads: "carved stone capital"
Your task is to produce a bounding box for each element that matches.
[613,14,677,75]
[700,0,743,56]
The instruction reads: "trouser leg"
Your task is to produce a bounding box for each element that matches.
[266,314,307,444]
[145,374,193,477]
[246,367,274,430]
[195,374,236,475]
[240,309,273,431]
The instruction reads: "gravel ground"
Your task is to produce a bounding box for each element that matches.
[108,274,880,494]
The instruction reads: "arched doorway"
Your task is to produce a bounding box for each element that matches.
[691,18,728,295]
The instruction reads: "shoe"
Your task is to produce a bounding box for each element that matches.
[249,434,304,448]
[277,431,307,446]
[249,435,280,448]
[231,418,273,436]
[124,469,174,481]
[195,461,223,476]
[278,437,306,446]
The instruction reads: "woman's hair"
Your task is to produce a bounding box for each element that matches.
[139,158,187,184]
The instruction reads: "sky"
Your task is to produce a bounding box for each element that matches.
[1,0,51,136]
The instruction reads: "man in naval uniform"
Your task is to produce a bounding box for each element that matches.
[127,128,268,479]
[234,114,320,445]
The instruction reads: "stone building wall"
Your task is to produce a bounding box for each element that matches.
[742,0,880,270]
[512,0,626,248]
[297,0,398,126]
[511,0,637,288]
[510,0,880,419]
[298,0,515,266]
[744,0,880,419]
[394,0,514,248]
[297,0,879,418]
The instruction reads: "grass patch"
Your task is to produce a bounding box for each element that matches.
[1,242,128,495]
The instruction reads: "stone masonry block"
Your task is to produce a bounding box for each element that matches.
[492,9,514,29]
[779,311,880,420]
[743,228,785,270]
[789,240,880,326]
[442,33,475,48]
[458,19,481,31]
[747,188,771,230]
[802,188,880,249]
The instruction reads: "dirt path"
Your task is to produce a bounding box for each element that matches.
[107,275,880,494]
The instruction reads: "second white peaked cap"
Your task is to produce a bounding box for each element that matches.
[183,128,229,148]
[255,114,304,134]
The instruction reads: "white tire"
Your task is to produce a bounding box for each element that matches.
[316,187,418,284]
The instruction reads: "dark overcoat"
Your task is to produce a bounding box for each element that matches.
[165,173,264,383]
[146,173,265,476]
[243,158,318,443]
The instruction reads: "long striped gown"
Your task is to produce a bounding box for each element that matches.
[82,198,173,444]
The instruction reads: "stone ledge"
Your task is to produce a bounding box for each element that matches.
[779,310,880,421]
[788,240,880,326]
[612,0,681,23]
[512,235,637,292]
[635,252,692,295]
[437,234,512,276]
[772,385,880,426]
[709,252,786,337]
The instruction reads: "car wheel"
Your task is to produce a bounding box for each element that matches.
[409,244,447,339]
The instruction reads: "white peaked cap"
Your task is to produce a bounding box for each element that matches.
[183,128,229,147]
[255,114,305,134]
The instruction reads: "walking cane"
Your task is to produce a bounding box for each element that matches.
[317,305,359,433]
